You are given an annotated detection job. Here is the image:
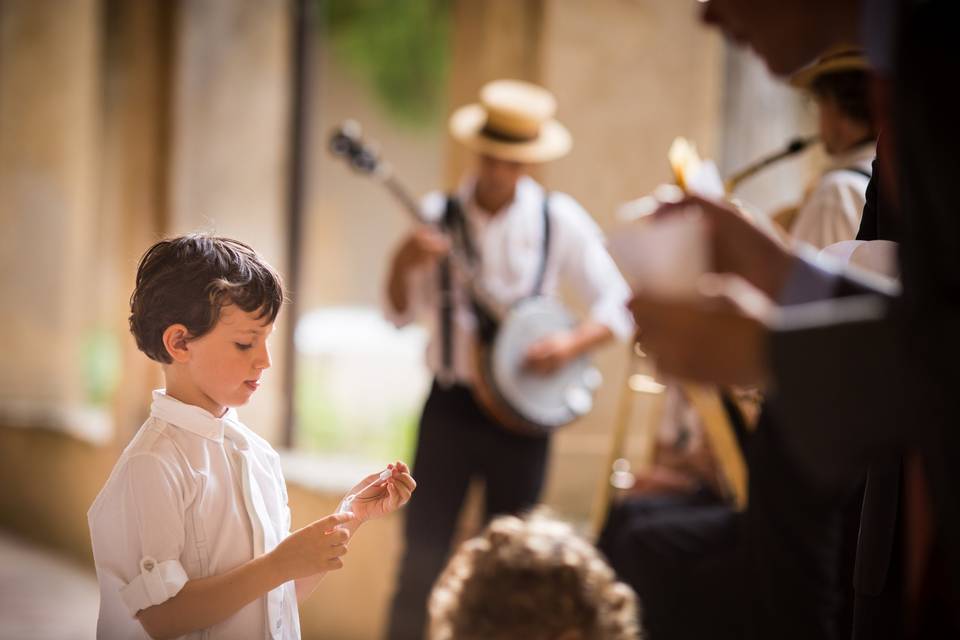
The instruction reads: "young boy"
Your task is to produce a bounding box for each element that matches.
[428,511,641,640]
[88,234,416,639]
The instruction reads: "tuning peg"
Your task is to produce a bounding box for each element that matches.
[350,140,379,173]
[341,119,362,140]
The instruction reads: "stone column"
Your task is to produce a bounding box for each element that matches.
[167,0,291,443]
[0,0,103,437]
[100,0,176,441]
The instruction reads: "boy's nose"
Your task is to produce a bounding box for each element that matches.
[256,345,272,370]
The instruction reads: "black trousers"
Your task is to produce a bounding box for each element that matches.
[598,492,743,640]
[385,382,550,640]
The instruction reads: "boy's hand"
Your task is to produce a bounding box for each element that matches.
[269,512,354,581]
[344,461,416,523]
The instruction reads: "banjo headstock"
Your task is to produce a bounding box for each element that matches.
[329,120,383,176]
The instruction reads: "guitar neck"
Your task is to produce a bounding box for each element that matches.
[373,165,506,320]
[378,169,426,225]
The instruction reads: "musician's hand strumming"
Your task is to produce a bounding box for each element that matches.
[523,331,579,375]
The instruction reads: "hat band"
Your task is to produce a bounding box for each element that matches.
[480,123,538,144]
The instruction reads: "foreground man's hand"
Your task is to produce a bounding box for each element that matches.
[629,275,774,388]
[655,195,795,299]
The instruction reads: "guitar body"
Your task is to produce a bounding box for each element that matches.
[471,297,599,437]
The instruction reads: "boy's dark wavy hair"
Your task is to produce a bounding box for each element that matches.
[129,234,285,364]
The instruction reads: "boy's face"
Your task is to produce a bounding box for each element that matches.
[179,304,274,415]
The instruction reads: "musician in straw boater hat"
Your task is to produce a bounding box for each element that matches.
[782,47,878,249]
[383,79,633,639]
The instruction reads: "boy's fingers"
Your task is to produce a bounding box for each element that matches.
[315,512,354,531]
[395,473,417,492]
[329,528,350,544]
[326,558,344,571]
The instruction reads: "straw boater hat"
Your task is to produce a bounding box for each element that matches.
[789,47,870,89]
[449,79,572,164]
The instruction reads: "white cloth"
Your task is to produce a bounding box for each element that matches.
[88,390,299,640]
[790,141,875,250]
[384,175,634,384]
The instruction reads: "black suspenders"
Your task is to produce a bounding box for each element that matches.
[437,192,552,384]
[833,166,872,180]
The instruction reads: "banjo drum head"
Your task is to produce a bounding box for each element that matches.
[491,297,596,430]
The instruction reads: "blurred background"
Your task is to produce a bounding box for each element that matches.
[0,0,824,637]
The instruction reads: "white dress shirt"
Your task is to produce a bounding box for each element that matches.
[790,141,876,250]
[88,390,299,640]
[384,175,634,384]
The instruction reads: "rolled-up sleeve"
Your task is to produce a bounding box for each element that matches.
[556,196,635,341]
[116,454,189,615]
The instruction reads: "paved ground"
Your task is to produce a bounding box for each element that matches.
[0,530,98,639]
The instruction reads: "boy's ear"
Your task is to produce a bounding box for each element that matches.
[162,324,192,363]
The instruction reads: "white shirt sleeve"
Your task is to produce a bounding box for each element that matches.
[113,453,190,616]
[553,194,635,342]
[791,173,867,250]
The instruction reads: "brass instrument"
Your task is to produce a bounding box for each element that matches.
[591,135,817,539]
[725,135,818,193]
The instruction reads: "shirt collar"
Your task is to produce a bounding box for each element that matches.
[459,174,543,222]
[150,389,239,443]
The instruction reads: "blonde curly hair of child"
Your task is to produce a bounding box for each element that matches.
[428,510,641,640]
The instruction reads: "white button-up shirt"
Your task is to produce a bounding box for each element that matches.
[790,141,876,250]
[384,175,634,384]
[88,390,299,640]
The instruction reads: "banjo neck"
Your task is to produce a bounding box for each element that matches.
[330,121,505,320]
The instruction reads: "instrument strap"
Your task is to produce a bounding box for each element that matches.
[831,166,872,180]
[532,192,552,296]
[436,197,458,387]
[437,191,553,380]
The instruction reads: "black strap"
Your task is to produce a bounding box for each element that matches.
[532,193,552,296]
[437,198,459,385]
[834,166,873,180]
[438,191,553,371]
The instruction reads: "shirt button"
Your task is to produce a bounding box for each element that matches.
[140,556,157,572]
[276,618,282,630]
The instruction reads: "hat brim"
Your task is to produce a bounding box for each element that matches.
[449,103,572,164]
[790,56,870,89]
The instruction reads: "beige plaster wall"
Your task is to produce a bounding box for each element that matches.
[167,0,292,445]
[537,0,725,522]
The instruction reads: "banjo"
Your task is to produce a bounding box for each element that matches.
[329,120,602,437]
